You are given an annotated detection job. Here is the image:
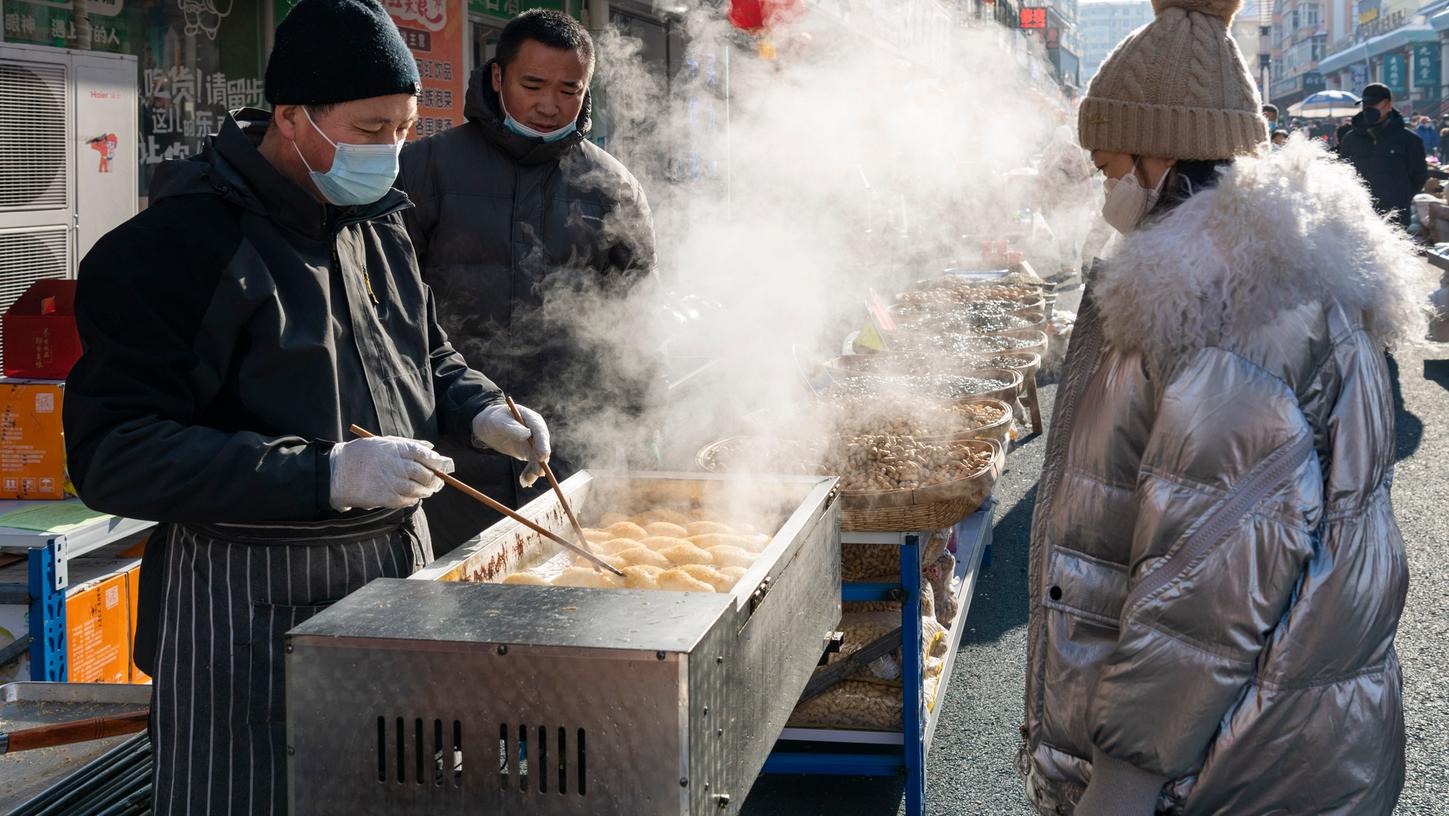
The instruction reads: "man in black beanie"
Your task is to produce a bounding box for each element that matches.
[63,0,554,812]
[397,9,657,554]
[1339,82,1429,227]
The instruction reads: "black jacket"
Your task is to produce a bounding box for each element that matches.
[1339,108,1428,226]
[396,62,656,549]
[64,109,501,525]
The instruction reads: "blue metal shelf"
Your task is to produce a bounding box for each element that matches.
[0,502,155,681]
[764,499,995,816]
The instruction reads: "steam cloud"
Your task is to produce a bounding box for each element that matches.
[536,2,1098,492]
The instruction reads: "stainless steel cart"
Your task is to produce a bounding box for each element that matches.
[285,470,841,816]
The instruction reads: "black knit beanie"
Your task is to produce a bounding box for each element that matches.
[265,0,420,105]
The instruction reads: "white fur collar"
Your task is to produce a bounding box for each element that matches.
[1094,136,1429,376]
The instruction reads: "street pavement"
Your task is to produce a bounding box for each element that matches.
[743,341,1449,816]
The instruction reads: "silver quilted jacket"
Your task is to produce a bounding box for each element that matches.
[1020,139,1428,815]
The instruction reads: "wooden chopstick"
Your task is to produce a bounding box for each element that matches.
[347,425,624,577]
[503,394,599,568]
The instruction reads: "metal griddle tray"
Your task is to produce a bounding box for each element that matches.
[285,471,842,816]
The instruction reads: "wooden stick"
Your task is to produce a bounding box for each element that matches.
[0,709,149,755]
[503,395,598,568]
[348,425,624,577]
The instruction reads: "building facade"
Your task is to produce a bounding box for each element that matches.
[1078,0,1151,83]
[1317,0,1440,114]
[1268,0,1329,110]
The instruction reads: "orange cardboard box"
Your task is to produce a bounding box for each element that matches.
[66,572,131,684]
[0,380,66,500]
[125,565,150,684]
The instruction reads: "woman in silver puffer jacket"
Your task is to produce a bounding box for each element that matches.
[1018,0,1428,813]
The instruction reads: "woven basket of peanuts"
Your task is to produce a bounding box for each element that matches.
[831,435,1002,532]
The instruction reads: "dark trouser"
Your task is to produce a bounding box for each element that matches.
[422,447,574,557]
[149,510,430,816]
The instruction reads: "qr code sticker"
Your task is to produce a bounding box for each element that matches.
[35,393,54,413]
[105,585,120,608]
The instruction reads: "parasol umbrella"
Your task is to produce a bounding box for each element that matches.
[1288,90,1362,119]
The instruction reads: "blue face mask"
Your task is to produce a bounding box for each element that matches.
[500,94,579,143]
[293,107,403,206]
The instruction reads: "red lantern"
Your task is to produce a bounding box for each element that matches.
[728,0,804,33]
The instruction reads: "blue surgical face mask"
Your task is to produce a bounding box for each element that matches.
[499,93,579,143]
[293,106,403,206]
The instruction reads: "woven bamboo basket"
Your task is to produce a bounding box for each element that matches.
[840,438,1002,533]
[916,397,1013,450]
[968,329,1048,360]
[955,366,1021,407]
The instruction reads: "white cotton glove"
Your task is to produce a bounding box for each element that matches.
[328,436,455,511]
[472,402,551,489]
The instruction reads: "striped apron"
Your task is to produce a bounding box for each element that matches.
[148,508,431,816]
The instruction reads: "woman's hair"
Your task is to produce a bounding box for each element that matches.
[1149,158,1233,217]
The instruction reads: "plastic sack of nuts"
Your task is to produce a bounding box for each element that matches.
[925,552,958,626]
[843,585,936,628]
[788,680,903,731]
[841,530,950,582]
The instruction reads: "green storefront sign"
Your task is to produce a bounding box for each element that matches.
[1414,43,1441,95]
[467,0,571,22]
[1383,52,1407,96]
[1,0,130,53]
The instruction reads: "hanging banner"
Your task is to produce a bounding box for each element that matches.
[382,0,465,138]
[1382,52,1407,96]
[277,0,464,139]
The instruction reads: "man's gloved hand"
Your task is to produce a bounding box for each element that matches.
[472,402,551,488]
[328,436,455,511]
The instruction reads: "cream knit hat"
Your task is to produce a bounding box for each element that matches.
[1078,0,1267,160]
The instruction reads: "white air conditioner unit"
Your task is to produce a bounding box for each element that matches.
[0,42,137,369]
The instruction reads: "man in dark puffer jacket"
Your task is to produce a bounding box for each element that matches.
[398,9,657,554]
[1339,83,1428,228]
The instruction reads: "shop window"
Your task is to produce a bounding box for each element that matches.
[2,0,267,196]
[471,19,502,74]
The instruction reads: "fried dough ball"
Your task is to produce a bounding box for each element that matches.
[677,564,731,592]
[614,547,672,569]
[622,565,664,590]
[636,509,691,527]
[640,536,693,552]
[659,543,714,566]
[705,545,755,569]
[502,572,550,586]
[553,566,625,589]
[685,521,736,536]
[720,565,749,583]
[581,528,612,543]
[656,569,715,593]
[599,512,631,527]
[571,553,626,571]
[605,521,649,541]
[689,533,755,552]
[745,534,771,552]
[645,521,690,539]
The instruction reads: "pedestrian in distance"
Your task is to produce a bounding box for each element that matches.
[1415,114,1442,160]
[1261,103,1278,127]
[61,0,555,811]
[1270,128,1288,147]
[1020,0,1423,812]
[1338,83,1429,227]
